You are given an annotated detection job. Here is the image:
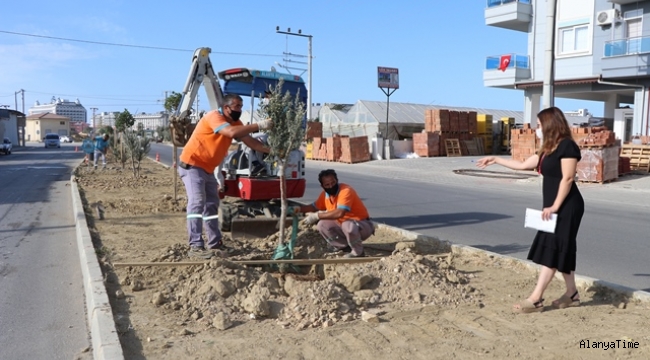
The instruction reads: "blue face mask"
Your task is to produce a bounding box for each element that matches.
[324,183,339,196]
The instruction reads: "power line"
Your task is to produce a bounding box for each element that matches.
[0,30,282,57]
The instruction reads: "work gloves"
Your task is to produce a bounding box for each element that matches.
[302,212,320,226]
[257,119,273,131]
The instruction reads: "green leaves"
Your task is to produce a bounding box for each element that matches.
[115,109,135,133]
[257,79,306,161]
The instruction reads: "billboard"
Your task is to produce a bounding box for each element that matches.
[377,67,399,89]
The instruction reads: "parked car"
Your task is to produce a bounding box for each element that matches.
[155,136,163,143]
[1,137,11,154]
[44,133,61,148]
[60,135,71,143]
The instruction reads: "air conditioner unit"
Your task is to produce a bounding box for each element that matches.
[596,9,619,26]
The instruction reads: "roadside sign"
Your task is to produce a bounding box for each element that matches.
[377,67,399,89]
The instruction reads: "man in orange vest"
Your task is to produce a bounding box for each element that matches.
[179,94,272,259]
[292,169,374,257]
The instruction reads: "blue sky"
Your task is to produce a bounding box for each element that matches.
[0,0,603,121]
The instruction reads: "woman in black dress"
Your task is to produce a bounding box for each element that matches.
[476,107,584,313]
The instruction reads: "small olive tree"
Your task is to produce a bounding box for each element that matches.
[123,131,151,178]
[257,79,306,245]
[115,109,135,169]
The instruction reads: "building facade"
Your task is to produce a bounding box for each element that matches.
[132,112,169,131]
[25,113,70,141]
[29,97,87,128]
[484,0,650,141]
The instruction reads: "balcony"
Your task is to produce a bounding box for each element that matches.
[602,36,650,78]
[483,54,531,87]
[485,0,532,32]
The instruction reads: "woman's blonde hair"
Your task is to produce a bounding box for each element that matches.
[537,107,572,155]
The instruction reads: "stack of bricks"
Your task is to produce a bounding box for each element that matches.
[424,109,478,156]
[510,124,540,162]
[576,145,619,183]
[619,156,631,175]
[412,131,440,157]
[339,136,370,163]
[312,137,323,160]
[573,127,616,147]
[326,135,342,161]
[477,114,493,154]
[305,121,323,141]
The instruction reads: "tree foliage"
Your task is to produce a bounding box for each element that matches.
[257,79,306,245]
[122,131,151,178]
[164,92,182,113]
[115,109,135,133]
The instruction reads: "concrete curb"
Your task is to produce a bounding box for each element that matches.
[71,175,125,360]
[374,223,650,304]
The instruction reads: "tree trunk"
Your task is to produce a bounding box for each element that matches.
[277,161,287,246]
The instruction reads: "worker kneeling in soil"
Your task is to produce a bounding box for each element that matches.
[292,169,374,258]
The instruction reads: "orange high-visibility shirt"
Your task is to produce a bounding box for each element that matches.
[313,183,369,224]
[179,110,242,173]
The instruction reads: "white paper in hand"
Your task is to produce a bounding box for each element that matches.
[524,208,557,234]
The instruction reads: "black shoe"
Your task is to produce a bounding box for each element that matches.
[188,246,213,259]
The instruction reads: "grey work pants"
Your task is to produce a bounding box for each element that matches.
[178,166,222,248]
[317,219,374,256]
[93,150,106,167]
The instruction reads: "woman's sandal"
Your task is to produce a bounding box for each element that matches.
[513,298,544,313]
[552,291,580,309]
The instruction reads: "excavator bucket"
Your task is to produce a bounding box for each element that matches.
[229,217,294,240]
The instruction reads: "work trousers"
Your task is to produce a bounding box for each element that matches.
[93,150,106,167]
[317,219,374,256]
[179,166,222,248]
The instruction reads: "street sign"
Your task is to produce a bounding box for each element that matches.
[377,67,399,89]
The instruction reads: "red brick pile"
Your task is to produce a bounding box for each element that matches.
[308,135,370,164]
[510,125,540,162]
[422,109,478,156]
[573,127,616,147]
[339,136,370,163]
[576,146,619,183]
[305,122,322,141]
[412,132,440,157]
[326,135,342,161]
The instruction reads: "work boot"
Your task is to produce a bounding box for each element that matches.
[188,246,213,259]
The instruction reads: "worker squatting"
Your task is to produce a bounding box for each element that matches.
[579,339,639,350]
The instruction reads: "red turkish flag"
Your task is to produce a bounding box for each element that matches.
[498,55,512,72]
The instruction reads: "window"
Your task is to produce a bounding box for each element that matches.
[625,11,643,54]
[559,24,589,54]
[60,121,65,125]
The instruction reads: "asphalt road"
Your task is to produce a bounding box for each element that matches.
[0,143,90,360]
[149,143,649,292]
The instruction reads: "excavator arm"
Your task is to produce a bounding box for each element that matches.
[170,47,225,146]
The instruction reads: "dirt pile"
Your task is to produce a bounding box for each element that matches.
[118,234,479,331]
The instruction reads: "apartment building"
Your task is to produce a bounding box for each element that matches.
[29,97,87,127]
[484,0,650,141]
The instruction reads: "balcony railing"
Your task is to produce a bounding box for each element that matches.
[487,0,531,8]
[485,54,529,70]
[604,36,650,57]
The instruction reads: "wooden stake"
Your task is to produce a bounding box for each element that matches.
[112,256,383,268]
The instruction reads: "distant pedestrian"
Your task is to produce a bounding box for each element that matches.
[93,133,110,170]
[476,106,584,313]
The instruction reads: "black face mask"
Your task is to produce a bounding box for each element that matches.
[324,183,339,196]
[229,110,242,121]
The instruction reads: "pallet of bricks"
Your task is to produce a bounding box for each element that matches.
[510,124,541,162]
[422,109,479,157]
[326,135,342,161]
[573,127,619,183]
[304,121,323,160]
[339,136,370,164]
[620,142,650,173]
[311,137,327,160]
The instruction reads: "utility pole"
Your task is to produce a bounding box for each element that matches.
[542,0,557,109]
[14,89,24,113]
[276,27,313,120]
[90,107,98,133]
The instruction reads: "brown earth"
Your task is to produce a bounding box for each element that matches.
[74,158,650,360]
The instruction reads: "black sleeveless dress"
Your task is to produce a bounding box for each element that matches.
[528,138,584,274]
